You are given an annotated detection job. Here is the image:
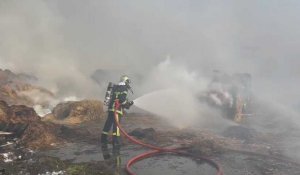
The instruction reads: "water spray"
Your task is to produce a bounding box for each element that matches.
[113,99,224,175]
[132,89,202,129]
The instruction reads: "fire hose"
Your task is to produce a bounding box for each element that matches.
[113,100,224,175]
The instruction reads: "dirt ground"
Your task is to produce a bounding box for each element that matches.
[1,112,300,175]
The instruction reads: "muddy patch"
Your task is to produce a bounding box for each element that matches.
[132,154,217,175]
[219,151,300,175]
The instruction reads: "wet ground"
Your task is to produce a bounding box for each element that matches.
[39,141,300,175]
[220,151,300,175]
[41,143,218,175]
[1,113,300,175]
[131,154,216,175]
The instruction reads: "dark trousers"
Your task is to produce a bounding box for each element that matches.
[101,111,121,148]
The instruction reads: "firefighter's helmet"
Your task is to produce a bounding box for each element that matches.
[120,75,131,85]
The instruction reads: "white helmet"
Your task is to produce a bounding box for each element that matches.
[119,75,131,85]
[119,75,133,93]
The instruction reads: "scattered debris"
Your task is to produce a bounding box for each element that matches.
[0,100,62,149]
[129,128,156,140]
[223,125,258,143]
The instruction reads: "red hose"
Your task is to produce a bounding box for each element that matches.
[114,100,224,175]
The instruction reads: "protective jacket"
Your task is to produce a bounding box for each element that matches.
[101,82,132,150]
[108,83,129,115]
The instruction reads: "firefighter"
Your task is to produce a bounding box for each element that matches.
[101,75,134,152]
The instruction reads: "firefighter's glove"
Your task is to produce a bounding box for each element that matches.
[124,101,134,109]
[129,101,134,106]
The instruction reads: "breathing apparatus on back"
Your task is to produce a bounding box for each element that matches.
[104,82,115,106]
[104,75,133,106]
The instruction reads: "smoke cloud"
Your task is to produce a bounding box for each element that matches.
[1,0,300,160]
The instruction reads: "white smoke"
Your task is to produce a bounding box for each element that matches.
[132,58,236,130]
[1,0,300,160]
[33,105,52,117]
[136,58,208,94]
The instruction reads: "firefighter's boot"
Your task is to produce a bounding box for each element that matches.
[101,134,111,159]
[112,136,121,155]
[101,134,108,149]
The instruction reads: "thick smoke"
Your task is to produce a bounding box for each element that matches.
[1,0,300,160]
[1,0,299,101]
[0,0,100,99]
